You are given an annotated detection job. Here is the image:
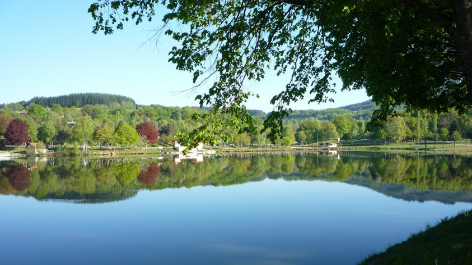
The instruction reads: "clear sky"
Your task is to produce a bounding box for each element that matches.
[0,0,370,112]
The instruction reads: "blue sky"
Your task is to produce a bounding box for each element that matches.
[0,0,370,112]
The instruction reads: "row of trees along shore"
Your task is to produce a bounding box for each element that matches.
[1,99,472,149]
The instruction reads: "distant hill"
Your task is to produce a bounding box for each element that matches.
[192,106,267,117]
[26,93,136,108]
[339,100,376,111]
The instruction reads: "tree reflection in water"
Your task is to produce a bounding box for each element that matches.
[138,163,160,186]
[0,153,472,204]
[5,165,30,191]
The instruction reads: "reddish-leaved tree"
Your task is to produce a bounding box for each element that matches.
[6,165,31,191]
[136,122,159,145]
[137,163,160,185]
[4,119,29,145]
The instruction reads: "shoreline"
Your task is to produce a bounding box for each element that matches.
[2,143,472,158]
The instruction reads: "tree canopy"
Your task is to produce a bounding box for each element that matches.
[0,114,12,135]
[89,0,472,149]
[28,93,136,108]
[4,119,29,145]
[136,122,159,144]
[115,122,140,148]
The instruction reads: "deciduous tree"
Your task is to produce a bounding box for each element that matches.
[451,130,462,146]
[23,116,38,142]
[72,116,95,150]
[27,104,46,121]
[295,131,306,145]
[386,116,407,148]
[334,116,351,139]
[297,120,321,144]
[282,137,292,147]
[0,114,12,135]
[4,119,29,145]
[38,121,56,145]
[320,121,338,142]
[282,125,295,142]
[94,124,115,149]
[440,127,449,147]
[136,122,159,149]
[89,0,472,148]
[115,122,139,148]
[54,126,73,145]
[234,132,251,146]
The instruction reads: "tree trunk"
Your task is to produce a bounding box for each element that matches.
[450,0,472,99]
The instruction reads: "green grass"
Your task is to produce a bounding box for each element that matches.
[0,147,27,154]
[79,147,164,156]
[338,140,472,154]
[359,210,472,265]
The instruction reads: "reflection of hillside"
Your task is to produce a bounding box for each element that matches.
[1,153,472,205]
[267,171,472,204]
[345,178,472,205]
[34,189,138,204]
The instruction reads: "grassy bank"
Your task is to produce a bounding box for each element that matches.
[359,210,472,265]
[2,141,472,156]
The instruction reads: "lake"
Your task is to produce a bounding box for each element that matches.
[1,152,471,265]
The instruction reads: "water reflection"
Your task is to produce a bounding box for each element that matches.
[4,165,30,192]
[1,153,472,204]
[173,153,204,164]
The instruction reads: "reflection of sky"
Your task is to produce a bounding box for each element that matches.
[1,179,471,265]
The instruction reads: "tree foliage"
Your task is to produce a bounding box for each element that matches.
[451,130,462,146]
[4,119,29,145]
[38,121,56,144]
[0,114,12,135]
[320,121,338,141]
[28,93,136,108]
[386,116,407,145]
[94,124,115,147]
[27,104,46,121]
[334,116,352,138]
[136,122,159,144]
[55,126,73,145]
[89,0,472,148]
[440,127,450,142]
[282,136,292,146]
[73,116,95,149]
[115,122,140,148]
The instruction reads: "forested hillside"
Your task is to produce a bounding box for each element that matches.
[27,93,136,109]
[340,100,376,111]
[1,94,471,149]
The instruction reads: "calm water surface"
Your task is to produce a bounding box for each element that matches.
[1,153,471,265]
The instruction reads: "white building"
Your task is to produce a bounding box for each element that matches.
[172,141,204,153]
